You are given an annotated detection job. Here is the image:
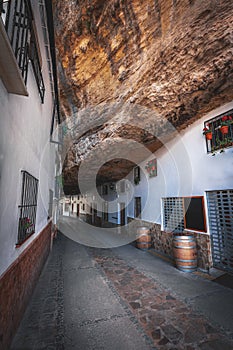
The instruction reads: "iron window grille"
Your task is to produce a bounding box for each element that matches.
[29,27,45,102]
[162,197,184,233]
[17,171,38,245]
[204,109,233,154]
[1,0,45,102]
[206,190,233,274]
[162,196,206,233]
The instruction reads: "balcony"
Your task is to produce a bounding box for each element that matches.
[0,0,45,101]
[204,109,233,154]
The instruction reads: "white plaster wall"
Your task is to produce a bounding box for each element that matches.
[127,101,233,233]
[0,1,56,276]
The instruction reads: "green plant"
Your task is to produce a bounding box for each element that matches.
[211,137,233,155]
[202,126,212,135]
[220,115,233,127]
[19,217,33,231]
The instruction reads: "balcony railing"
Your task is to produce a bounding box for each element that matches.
[0,0,45,102]
[17,170,38,245]
[204,109,233,154]
[30,29,45,102]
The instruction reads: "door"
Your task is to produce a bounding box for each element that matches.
[120,202,126,226]
[134,197,141,218]
[102,202,108,222]
[207,190,233,274]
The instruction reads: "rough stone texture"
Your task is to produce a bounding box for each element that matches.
[127,217,212,270]
[150,223,174,258]
[92,251,233,349]
[0,221,52,350]
[53,0,233,192]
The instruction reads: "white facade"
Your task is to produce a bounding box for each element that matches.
[0,0,58,276]
[126,101,233,233]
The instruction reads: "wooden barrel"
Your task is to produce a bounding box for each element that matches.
[136,227,152,250]
[173,235,197,272]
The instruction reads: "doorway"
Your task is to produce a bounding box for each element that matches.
[207,190,233,274]
[120,202,126,226]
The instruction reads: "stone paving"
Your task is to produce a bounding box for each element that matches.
[11,233,233,350]
[91,249,233,350]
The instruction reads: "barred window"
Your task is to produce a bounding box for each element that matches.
[162,197,184,233]
[0,0,45,102]
[17,171,38,245]
[203,109,233,154]
[162,196,206,233]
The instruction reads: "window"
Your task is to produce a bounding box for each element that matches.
[163,197,184,233]
[204,109,233,154]
[162,196,206,233]
[82,203,85,211]
[134,197,141,218]
[29,27,45,103]
[17,171,38,245]
[134,166,140,185]
[1,0,45,102]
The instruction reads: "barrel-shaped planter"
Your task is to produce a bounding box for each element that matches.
[136,227,152,250]
[173,235,197,272]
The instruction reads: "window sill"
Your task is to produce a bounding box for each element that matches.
[15,232,35,248]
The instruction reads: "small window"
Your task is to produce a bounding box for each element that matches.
[184,197,207,232]
[82,203,85,211]
[162,196,207,233]
[134,166,140,185]
[17,171,38,245]
[162,197,184,233]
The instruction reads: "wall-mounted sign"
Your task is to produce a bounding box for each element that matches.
[145,158,157,177]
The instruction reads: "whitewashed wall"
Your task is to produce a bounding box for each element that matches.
[0,1,56,276]
[127,101,233,233]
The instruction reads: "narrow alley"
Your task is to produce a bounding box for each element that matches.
[1,1,233,349]
[11,220,233,350]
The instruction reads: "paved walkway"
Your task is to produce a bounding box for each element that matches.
[11,229,233,349]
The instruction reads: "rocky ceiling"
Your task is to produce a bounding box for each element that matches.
[53,0,233,194]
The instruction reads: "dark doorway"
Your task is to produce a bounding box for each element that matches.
[120,202,126,226]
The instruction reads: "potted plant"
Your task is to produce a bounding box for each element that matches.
[202,126,212,140]
[220,116,232,134]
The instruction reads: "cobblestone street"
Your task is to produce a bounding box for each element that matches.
[11,232,233,350]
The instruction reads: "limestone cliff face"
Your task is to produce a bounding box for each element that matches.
[54,0,233,193]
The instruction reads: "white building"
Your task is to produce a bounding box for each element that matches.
[0,1,61,348]
[125,102,233,273]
